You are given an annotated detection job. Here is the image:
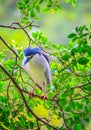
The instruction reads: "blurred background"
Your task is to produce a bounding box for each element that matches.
[0,0,91,47]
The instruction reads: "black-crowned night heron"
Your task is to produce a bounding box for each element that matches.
[23,47,51,99]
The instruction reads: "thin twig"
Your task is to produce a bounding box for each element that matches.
[0,36,19,57]
[61,108,72,130]
[71,82,91,89]
[7,56,18,98]
[73,93,91,100]
[19,67,33,87]
[0,22,39,29]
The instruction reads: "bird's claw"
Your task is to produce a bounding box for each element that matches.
[29,92,47,100]
[29,92,35,97]
[40,95,47,100]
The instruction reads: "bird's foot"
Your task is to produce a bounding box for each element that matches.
[40,95,47,100]
[29,92,35,97]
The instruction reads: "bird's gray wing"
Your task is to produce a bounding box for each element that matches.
[45,67,51,85]
[40,50,49,63]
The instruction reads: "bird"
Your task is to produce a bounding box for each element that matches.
[22,47,51,99]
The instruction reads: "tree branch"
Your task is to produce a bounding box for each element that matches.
[0,21,39,29]
[71,82,91,89]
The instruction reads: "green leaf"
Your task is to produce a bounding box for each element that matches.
[87,46,91,56]
[17,1,22,5]
[77,45,86,54]
[43,7,50,12]
[17,1,25,10]
[42,36,47,42]
[30,10,36,17]
[56,4,61,9]
[90,24,91,29]
[80,33,88,38]
[74,124,82,130]
[79,25,86,32]
[89,34,91,39]
[28,26,32,30]
[32,32,38,38]
[72,59,77,65]
[21,16,28,23]
[88,51,91,56]
[82,40,88,46]
[47,93,54,99]
[68,33,76,38]
[65,0,70,3]
[71,48,78,55]
[62,54,70,61]
[81,98,88,103]
[24,0,30,4]
[78,57,89,65]
[47,1,52,7]
[35,17,40,21]
[75,26,79,32]
[72,36,78,42]
[36,6,40,12]
[72,0,76,7]
[59,98,67,107]
[39,0,44,4]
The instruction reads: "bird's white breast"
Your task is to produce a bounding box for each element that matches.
[23,54,50,87]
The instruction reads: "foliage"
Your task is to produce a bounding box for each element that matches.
[16,0,76,24]
[0,0,91,130]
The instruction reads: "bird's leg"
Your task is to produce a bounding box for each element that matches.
[29,83,36,97]
[41,81,47,99]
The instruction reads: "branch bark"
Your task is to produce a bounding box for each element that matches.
[71,82,91,89]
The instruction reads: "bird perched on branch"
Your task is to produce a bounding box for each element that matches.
[23,47,51,99]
